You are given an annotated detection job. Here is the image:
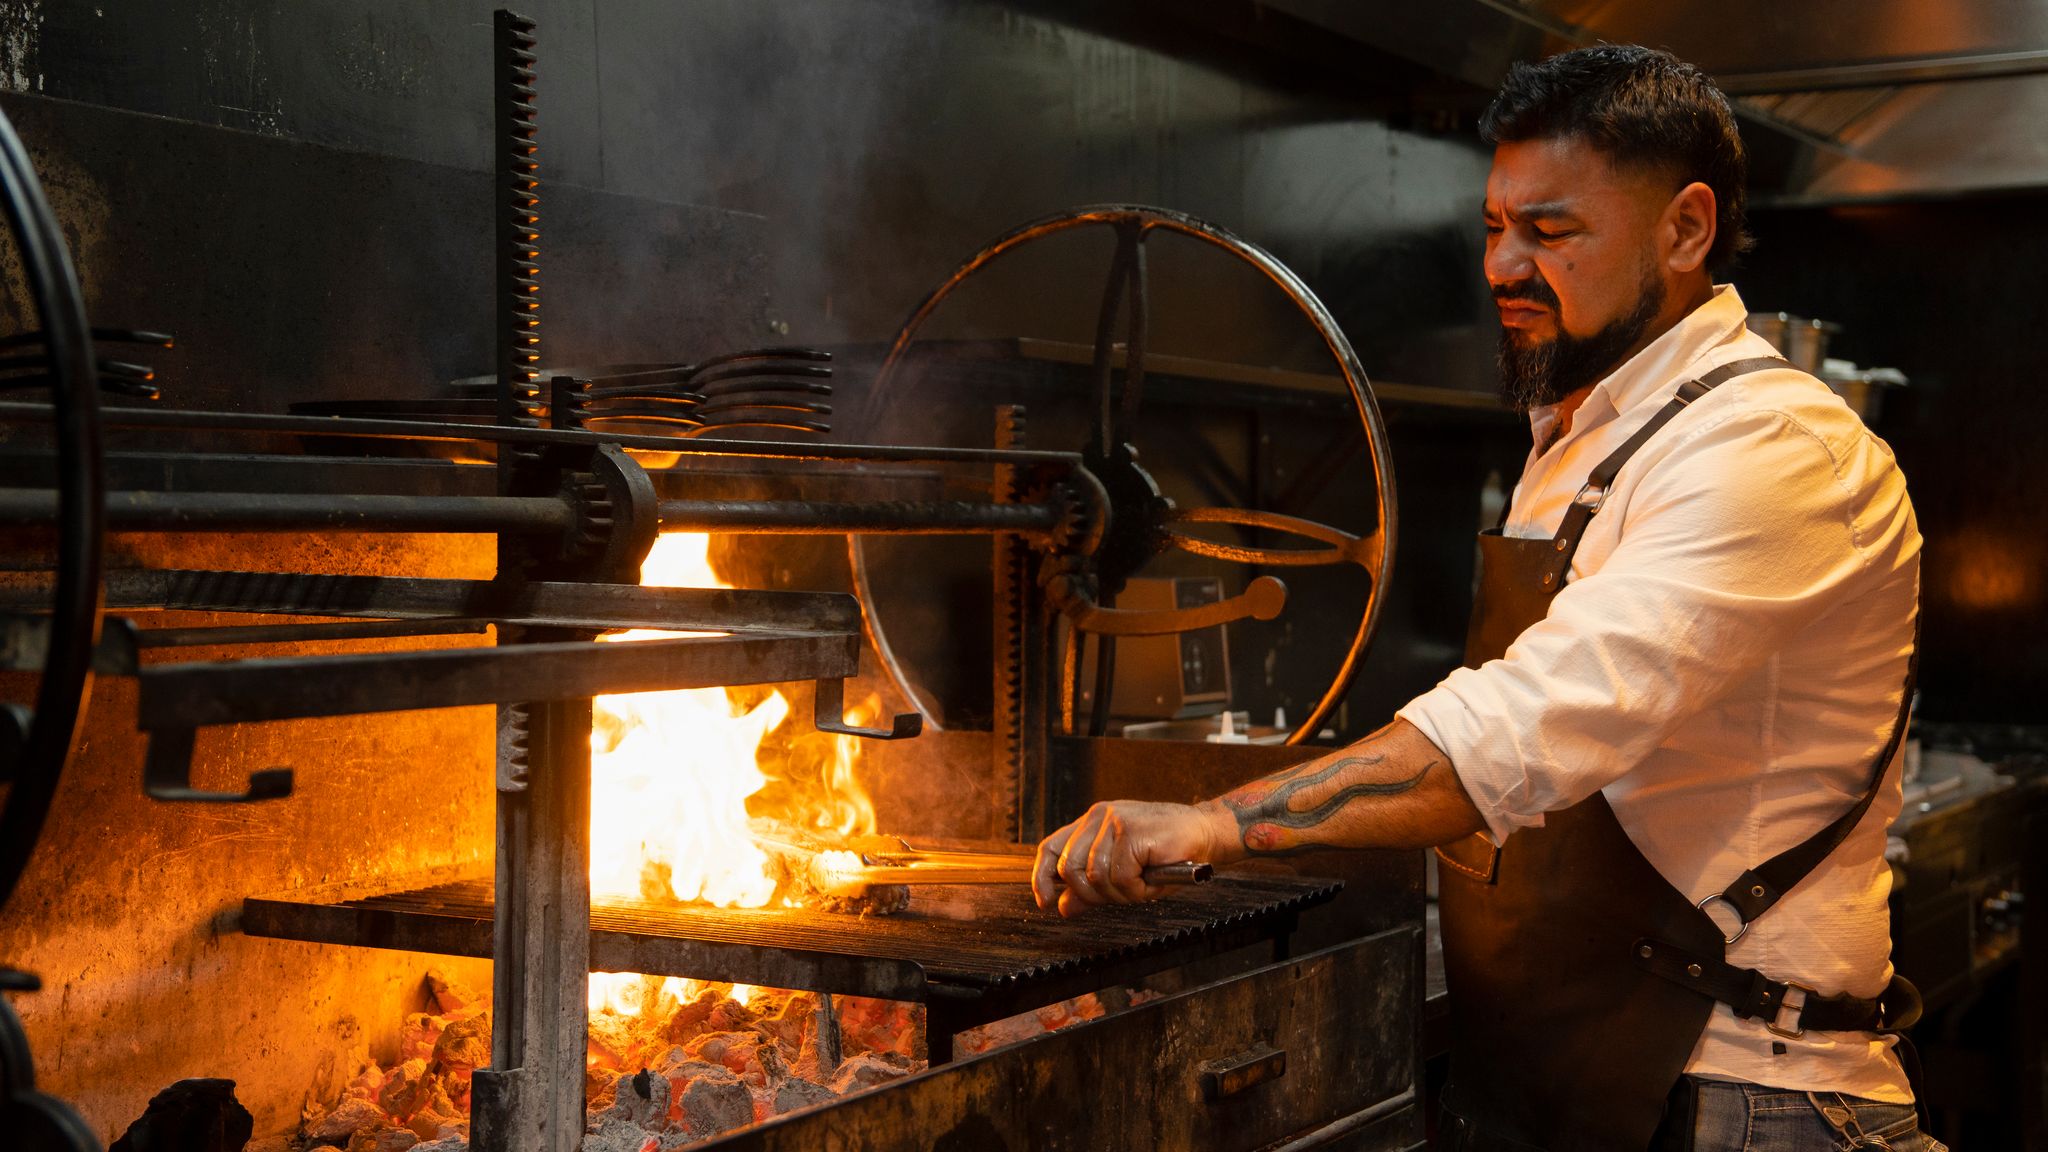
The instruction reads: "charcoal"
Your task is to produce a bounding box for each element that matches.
[773,1077,837,1113]
[652,1047,722,1082]
[662,990,719,1046]
[704,997,759,1034]
[111,1078,254,1152]
[583,1117,658,1152]
[588,1009,643,1069]
[600,1067,670,1129]
[424,970,481,1017]
[681,1030,759,1075]
[398,1014,448,1064]
[376,1058,430,1119]
[430,1014,490,1072]
[343,1060,387,1103]
[757,992,815,1050]
[792,994,841,1083]
[306,1098,385,1144]
[675,1066,753,1140]
[400,1076,459,1140]
[830,1052,911,1096]
[305,1043,371,1115]
[410,1140,467,1152]
[343,1126,419,1152]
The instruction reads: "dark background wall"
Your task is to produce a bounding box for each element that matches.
[1738,197,2048,724]
[0,0,1500,374]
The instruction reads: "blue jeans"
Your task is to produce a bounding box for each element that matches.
[1680,1079,1947,1151]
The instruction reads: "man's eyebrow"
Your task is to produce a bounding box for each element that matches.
[1481,200,1580,223]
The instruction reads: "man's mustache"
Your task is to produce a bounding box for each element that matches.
[1492,278,1559,309]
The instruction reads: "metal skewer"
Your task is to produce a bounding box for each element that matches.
[807,849,1212,898]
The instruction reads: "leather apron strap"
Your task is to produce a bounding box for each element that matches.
[1538,356,1790,591]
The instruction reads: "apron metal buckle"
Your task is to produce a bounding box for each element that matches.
[1767,981,1815,1040]
[1571,481,1609,511]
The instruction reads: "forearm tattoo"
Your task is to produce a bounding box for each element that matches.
[1220,755,1435,856]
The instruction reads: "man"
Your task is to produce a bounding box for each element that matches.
[1032,45,1934,1152]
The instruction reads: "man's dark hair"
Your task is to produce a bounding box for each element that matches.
[1481,44,1753,273]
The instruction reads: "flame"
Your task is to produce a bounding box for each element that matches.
[586,532,879,1015]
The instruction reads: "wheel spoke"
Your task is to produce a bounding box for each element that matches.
[1087,226,1138,458]
[1115,224,1150,449]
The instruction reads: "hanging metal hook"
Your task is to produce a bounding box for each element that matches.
[812,677,921,740]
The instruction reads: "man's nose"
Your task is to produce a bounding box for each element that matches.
[1485,231,1534,287]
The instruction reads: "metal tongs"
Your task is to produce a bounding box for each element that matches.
[800,834,1212,899]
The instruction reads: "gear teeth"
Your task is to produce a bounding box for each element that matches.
[499,702,532,788]
[990,405,1030,841]
[557,470,614,564]
[495,9,544,432]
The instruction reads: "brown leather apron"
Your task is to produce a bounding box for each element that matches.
[1434,358,1919,1150]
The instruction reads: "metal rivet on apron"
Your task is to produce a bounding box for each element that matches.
[1638,945,1653,959]
[1553,538,1568,551]
[1686,963,1702,978]
[1541,573,1555,586]
[1750,885,1766,897]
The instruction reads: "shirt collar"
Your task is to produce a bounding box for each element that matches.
[1525,284,1753,441]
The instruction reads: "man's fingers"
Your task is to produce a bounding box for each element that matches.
[1083,813,1133,904]
[1032,822,1077,910]
[1055,805,1111,911]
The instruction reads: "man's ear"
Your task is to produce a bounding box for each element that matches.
[1665,182,1717,275]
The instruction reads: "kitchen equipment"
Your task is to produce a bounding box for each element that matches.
[1744,310,1841,374]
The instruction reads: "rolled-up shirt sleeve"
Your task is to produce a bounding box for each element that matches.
[1399,404,1893,844]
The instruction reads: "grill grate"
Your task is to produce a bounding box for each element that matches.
[243,871,1338,1027]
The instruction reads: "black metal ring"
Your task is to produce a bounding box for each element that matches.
[851,204,1396,746]
[0,104,105,917]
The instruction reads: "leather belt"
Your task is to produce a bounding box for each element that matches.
[1632,937,1923,1038]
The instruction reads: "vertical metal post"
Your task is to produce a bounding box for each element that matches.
[475,696,591,1152]
[473,13,591,1152]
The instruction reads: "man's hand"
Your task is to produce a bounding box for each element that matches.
[1031,799,1235,917]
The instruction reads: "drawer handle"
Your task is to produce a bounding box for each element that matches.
[1200,1043,1287,1102]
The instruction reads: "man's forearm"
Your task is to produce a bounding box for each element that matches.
[1196,718,1484,861]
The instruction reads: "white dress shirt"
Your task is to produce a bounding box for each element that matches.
[1400,285,1921,1101]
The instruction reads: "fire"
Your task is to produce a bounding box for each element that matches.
[586,532,877,1015]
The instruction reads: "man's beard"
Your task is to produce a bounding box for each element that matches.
[1495,266,1665,413]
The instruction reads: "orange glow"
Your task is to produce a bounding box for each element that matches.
[1945,529,2038,612]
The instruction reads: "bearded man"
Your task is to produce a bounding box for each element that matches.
[1035,45,1936,1152]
